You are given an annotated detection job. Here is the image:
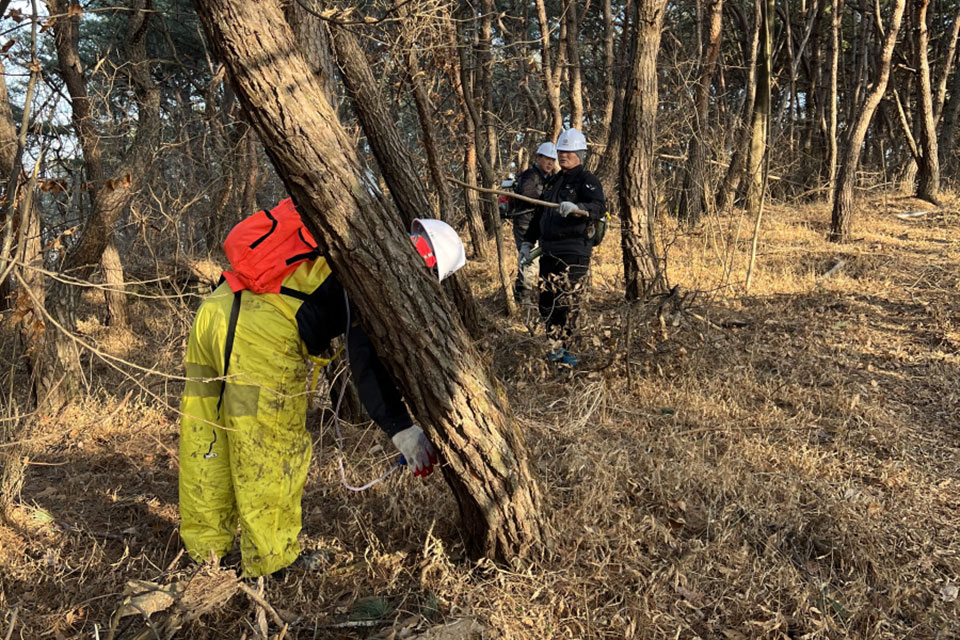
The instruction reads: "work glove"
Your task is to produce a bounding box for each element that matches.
[519,241,533,266]
[391,425,438,477]
[558,201,578,217]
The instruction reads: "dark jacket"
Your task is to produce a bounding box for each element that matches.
[512,165,551,236]
[292,274,413,437]
[524,164,606,256]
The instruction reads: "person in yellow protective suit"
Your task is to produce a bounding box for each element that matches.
[179,203,465,578]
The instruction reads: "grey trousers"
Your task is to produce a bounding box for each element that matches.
[513,223,538,303]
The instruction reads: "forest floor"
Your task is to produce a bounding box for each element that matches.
[1,193,958,639]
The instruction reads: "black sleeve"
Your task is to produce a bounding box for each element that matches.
[577,172,606,220]
[522,210,540,244]
[295,277,349,356]
[346,323,414,438]
[296,274,413,437]
[518,168,543,200]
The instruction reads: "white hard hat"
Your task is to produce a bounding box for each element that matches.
[410,219,467,282]
[556,128,587,152]
[536,142,558,159]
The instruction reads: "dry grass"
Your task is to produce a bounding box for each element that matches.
[1,193,958,639]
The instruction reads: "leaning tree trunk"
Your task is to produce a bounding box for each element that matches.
[620,0,667,300]
[678,0,724,225]
[830,0,905,241]
[330,23,481,333]
[195,0,547,561]
[914,0,939,204]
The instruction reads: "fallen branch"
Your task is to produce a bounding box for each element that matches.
[445,175,588,217]
[4,605,18,640]
[821,260,846,279]
[893,210,929,220]
[237,582,292,629]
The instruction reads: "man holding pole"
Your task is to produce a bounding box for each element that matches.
[521,129,606,367]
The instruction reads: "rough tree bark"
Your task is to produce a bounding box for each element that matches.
[592,0,618,159]
[744,0,772,218]
[620,0,666,300]
[827,0,843,190]
[830,0,905,241]
[535,0,564,139]
[329,23,481,333]
[678,0,723,224]
[913,0,939,203]
[564,0,584,129]
[194,0,547,561]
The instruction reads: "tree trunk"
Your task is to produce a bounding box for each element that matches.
[102,240,128,329]
[401,15,456,222]
[445,13,488,259]
[827,0,843,190]
[830,0,905,241]
[620,0,667,300]
[458,8,516,315]
[535,0,564,139]
[332,22,482,332]
[595,0,634,186]
[717,0,760,212]
[914,0,939,203]
[744,0,772,217]
[593,0,617,157]
[51,0,161,280]
[330,26,434,220]
[565,0,584,129]
[939,64,960,173]
[0,53,45,518]
[195,0,547,561]
[678,0,724,224]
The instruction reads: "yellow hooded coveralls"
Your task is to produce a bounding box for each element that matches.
[179,259,331,577]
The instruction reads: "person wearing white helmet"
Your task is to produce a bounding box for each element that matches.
[179,199,465,579]
[511,141,557,303]
[521,128,606,367]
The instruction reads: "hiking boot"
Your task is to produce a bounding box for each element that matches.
[546,348,579,367]
[264,550,328,580]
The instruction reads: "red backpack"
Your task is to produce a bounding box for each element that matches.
[222,198,320,294]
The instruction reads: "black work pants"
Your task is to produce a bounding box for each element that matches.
[538,252,590,345]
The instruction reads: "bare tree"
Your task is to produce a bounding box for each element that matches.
[678,0,724,224]
[830,0,906,241]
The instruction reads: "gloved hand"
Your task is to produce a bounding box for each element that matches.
[391,425,438,477]
[558,201,578,217]
[519,242,533,265]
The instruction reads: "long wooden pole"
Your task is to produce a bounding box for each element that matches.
[445,175,589,217]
